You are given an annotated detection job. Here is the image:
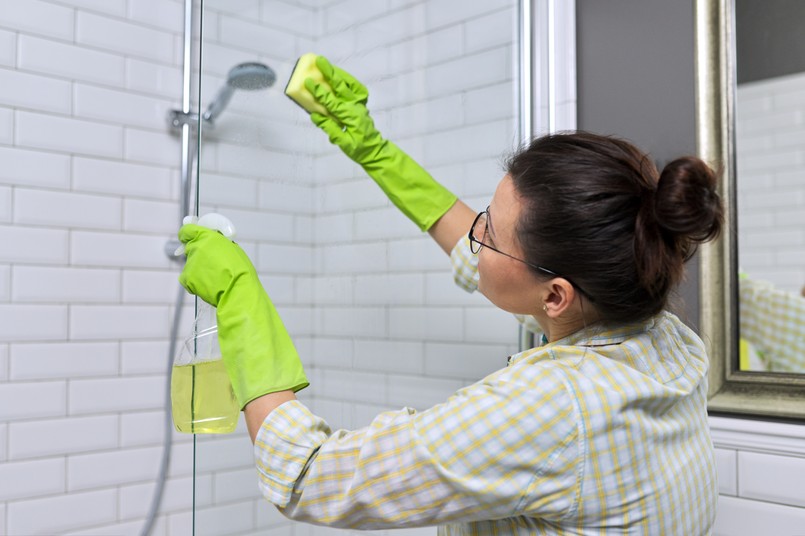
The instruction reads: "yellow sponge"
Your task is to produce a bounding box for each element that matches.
[285,53,332,116]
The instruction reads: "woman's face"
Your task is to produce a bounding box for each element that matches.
[476,174,544,315]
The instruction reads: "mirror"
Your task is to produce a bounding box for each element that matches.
[696,0,805,418]
[733,0,805,374]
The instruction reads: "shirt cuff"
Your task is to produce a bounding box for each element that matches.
[253,399,330,507]
[450,235,479,293]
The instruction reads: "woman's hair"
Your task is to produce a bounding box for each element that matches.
[506,131,724,324]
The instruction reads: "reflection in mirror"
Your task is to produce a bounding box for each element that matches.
[734,0,805,373]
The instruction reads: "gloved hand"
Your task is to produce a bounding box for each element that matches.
[178,224,308,409]
[305,56,457,232]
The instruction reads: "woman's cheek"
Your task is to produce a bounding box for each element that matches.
[477,253,507,303]
[476,251,489,293]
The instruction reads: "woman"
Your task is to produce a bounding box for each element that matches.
[178,57,722,534]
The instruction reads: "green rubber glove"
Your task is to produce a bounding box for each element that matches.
[306,56,457,232]
[178,224,308,409]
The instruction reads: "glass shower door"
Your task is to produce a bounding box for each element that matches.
[190,1,522,534]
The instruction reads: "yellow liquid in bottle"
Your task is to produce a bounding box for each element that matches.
[171,360,239,434]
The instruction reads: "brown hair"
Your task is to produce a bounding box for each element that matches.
[506,131,723,324]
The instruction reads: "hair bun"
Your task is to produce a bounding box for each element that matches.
[654,157,723,243]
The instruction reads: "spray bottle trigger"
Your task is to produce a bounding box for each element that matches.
[174,213,237,256]
[196,213,236,239]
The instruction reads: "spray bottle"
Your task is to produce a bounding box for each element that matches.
[171,213,240,434]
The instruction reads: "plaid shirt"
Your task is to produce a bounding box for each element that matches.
[254,236,718,534]
[739,277,805,373]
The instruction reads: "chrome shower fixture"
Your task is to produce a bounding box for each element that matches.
[168,61,276,130]
[203,62,276,124]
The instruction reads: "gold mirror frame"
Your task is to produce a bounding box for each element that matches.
[697,0,805,420]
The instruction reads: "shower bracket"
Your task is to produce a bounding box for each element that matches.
[168,109,202,131]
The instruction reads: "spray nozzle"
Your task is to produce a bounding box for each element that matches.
[174,212,237,256]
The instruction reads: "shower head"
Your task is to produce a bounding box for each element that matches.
[202,62,276,124]
[227,62,276,90]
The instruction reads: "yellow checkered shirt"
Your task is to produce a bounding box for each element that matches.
[739,277,805,372]
[254,236,718,534]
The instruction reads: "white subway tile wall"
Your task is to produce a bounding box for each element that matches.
[0,0,190,532]
[67,445,163,491]
[1,1,799,535]
[0,109,11,146]
[14,188,122,230]
[713,447,737,496]
[0,29,15,67]
[0,146,71,189]
[76,12,175,63]
[736,72,805,292]
[0,304,69,341]
[18,34,127,87]
[0,345,7,382]
[7,489,118,535]
[16,111,124,158]
[0,186,10,223]
[119,474,206,520]
[714,495,805,536]
[10,341,119,380]
[9,414,118,460]
[738,450,805,508]
[72,156,175,200]
[0,422,6,460]
[0,69,73,114]
[0,457,65,502]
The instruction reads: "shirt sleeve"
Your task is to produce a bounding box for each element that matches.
[254,367,579,530]
[739,277,805,372]
[450,234,480,293]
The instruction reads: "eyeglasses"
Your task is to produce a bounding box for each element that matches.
[468,207,593,300]
[469,207,559,276]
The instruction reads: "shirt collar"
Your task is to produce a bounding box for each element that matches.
[548,316,656,348]
[508,315,658,365]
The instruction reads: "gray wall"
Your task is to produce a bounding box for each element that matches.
[575,0,700,326]
[736,0,805,84]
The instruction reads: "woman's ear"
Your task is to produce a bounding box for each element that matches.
[542,278,576,318]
